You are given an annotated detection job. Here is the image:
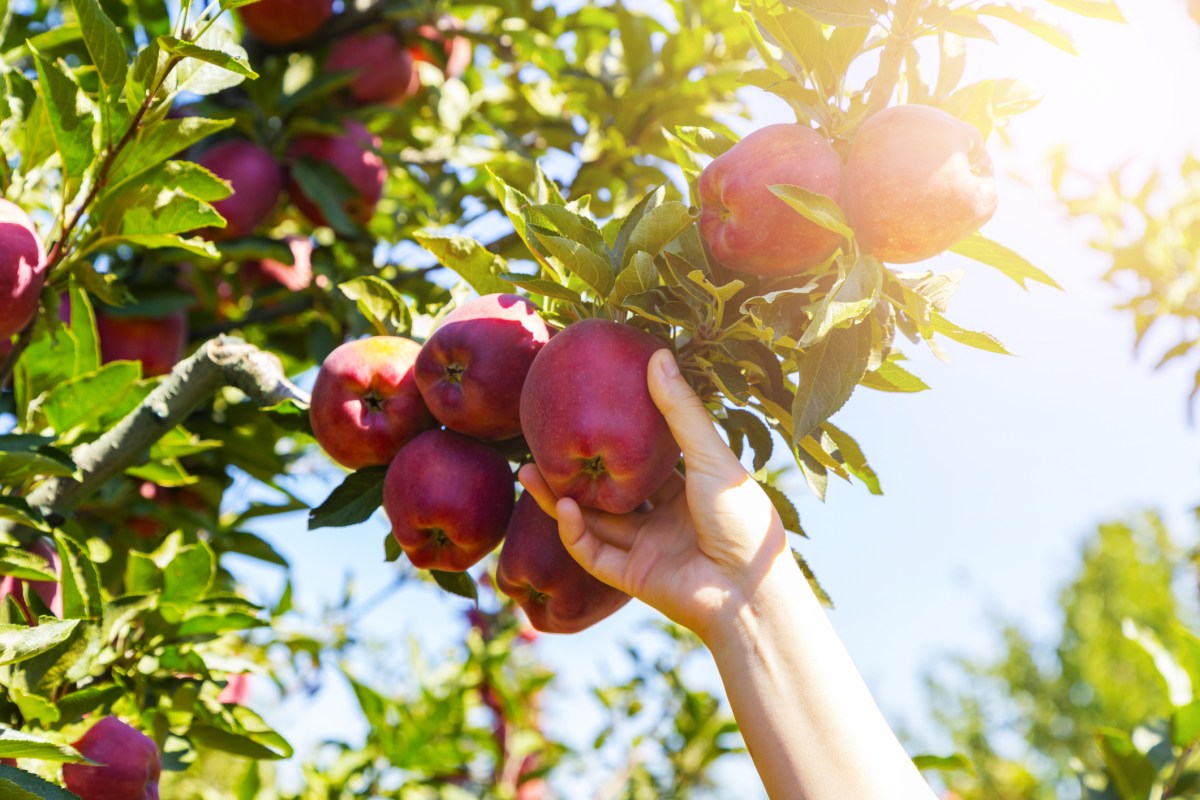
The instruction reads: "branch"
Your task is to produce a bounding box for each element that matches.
[6,337,307,533]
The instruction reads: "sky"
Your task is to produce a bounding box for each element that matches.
[223,1,1200,796]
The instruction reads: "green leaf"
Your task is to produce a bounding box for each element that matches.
[622,201,696,268]
[527,204,608,258]
[770,184,854,241]
[792,322,871,443]
[722,409,774,472]
[70,0,127,114]
[414,232,510,296]
[338,277,412,337]
[0,435,75,481]
[30,45,96,179]
[949,233,1060,290]
[0,761,89,799]
[54,534,102,622]
[500,273,584,305]
[673,126,736,158]
[912,753,975,775]
[860,360,929,393]
[780,0,880,26]
[798,256,883,348]
[288,157,360,237]
[1172,699,1200,748]
[107,183,224,237]
[534,232,616,297]
[0,728,87,763]
[977,5,1078,54]
[930,312,1011,355]
[0,547,57,581]
[308,467,387,530]
[37,362,140,436]
[1044,0,1125,22]
[126,38,162,116]
[0,499,49,532]
[430,570,478,603]
[757,481,804,535]
[159,34,257,79]
[83,233,219,259]
[161,543,216,620]
[162,27,256,97]
[613,252,659,303]
[1094,728,1156,800]
[109,116,235,186]
[0,620,81,666]
[1122,618,1192,707]
[822,423,880,495]
[792,549,832,608]
[189,707,292,760]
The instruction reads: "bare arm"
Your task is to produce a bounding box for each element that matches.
[518,349,935,800]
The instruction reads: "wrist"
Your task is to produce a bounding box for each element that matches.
[699,550,817,653]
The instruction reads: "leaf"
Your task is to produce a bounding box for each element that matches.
[1123,619,1192,707]
[30,46,96,179]
[1172,699,1200,749]
[430,570,479,603]
[108,116,235,186]
[1044,0,1125,22]
[161,543,215,620]
[1094,728,1156,800]
[977,5,1078,54]
[912,753,975,775]
[798,256,883,348]
[792,550,832,608]
[0,761,88,799]
[0,547,57,581]
[950,233,1060,290]
[722,409,773,472]
[526,204,608,257]
[622,201,696,268]
[757,481,804,536]
[163,27,256,96]
[500,274,584,305]
[288,158,359,236]
[780,0,879,26]
[308,467,387,530]
[822,423,881,495]
[414,232,511,296]
[534,233,616,297]
[930,312,1011,355]
[613,251,659,302]
[0,728,87,762]
[0,435,75,481]
[37,362,140,435]
[792,322,871,443]
[860,360,929,393]
[54,534,102,622]
[70,0,127,113]
[126,38,162,116]
[0,499,49,532]
[0,620,81,666]
[770,184,854,241]
[673,126,736,158]
[338,276,411,337]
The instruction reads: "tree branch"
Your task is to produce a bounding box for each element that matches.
[5,337,307,534]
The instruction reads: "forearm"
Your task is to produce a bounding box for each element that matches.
[703,556,936,800]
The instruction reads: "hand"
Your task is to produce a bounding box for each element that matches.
[517,348,790,643]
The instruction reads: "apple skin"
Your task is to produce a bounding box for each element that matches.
[0,198,47,340]
[287,121,386,228]
[415,294,550,441]
[0,537,63,619]
[842,104,998,264]
[327,32,420,106]
[309,336,434,470]
[383,429,515,572]
[197,141,283,241]
[238,0,333,45]
[410,22,472,78]
[497,493,631,633]
[698,124,844,276]
[520,319,679,514]
[95,309,188,378]
[242,235,315,293]
[63,717,161,800]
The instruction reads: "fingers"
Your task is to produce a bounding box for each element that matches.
[517,463,640,548]
[557,498,632,593]
[647,349,744,478]
[648,471,685,509]
[517,463,559,518]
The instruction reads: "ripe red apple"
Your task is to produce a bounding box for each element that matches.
[497,493,631,633]
[238,0,333,45]
[0,537,63,619]
[843,104,998,264]
[309,336,434,469]
[410,21,472,78]
[196,141,283,241]
[287,121,386,228]
[326,32,420,106]
[520,319,679,514]
[383,429,515,571]
[698,124,844,276]
[63,717,161,800]
[516,754,547,800]
[0,198,47,340]
[415,294,550,441]
[242,235,315,292]
[95,309,188,378]
[217,673,251,705]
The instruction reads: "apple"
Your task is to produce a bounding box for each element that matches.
[520,319,679,514]
[95,309,188,378]
[196,140,283,241]
[326,32,420,106]
[287,120,387,228]
[0,198,47,340]
[415,294,550,441]
[238,0,334,46]
[698,124,844,276]
[842,104,998,264]
[309,336,434,469]
[0,537,63,620]
[410,21,472,79]
[516,754,547,800]
[217,673,251,705]
[63,717,161,800]
[242,235,315,293]
[497,493,631,633]
[383,429,515,571]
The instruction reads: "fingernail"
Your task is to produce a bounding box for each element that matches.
[658,350,679,379]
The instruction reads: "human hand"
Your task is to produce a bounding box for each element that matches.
[517,348,790,643]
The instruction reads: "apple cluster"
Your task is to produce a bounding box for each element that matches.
[309,297,682,634]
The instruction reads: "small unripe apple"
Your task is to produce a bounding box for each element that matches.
[842,104,998,264]
[95,309,188,378]
[287,121,387,228]
[197,140,283,241]
[239,0,334,46]
[0,198,46,340]
[309,336,434,469]
[410,21,472,78]
[384,429,515,572]
[698,124,844,276]
[326,32,420,106]
[62,717,161,800]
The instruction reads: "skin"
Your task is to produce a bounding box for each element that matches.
[843,104,998,264]
[415,293,550,441]
[519,349,938,800]
[197,141,283,241]
[698,124,844,276]
[383,429,515,572]
[95,310,188,378]
[309,336,433,470]
[519,319,679,514]
[0,198,46,340]
[238,0,334,46]
[496,493,630,633]
[63,717,162,800]
[327,32,420,106]
[287,121,386,227]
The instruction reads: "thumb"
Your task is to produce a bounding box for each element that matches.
[646,349,744,478]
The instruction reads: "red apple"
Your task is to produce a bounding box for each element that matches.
[698,124,844,276]
[516,754,547,800]
[95,309,188,378]
[520,319,678,514]
[0,537,63,620]
[239,0,334,46]
[217,673,251,705]
[0,198,46,340]
[410,21,472,79]
[309,336,434,469]
[197,141,283,241]
[326,32,420,106]
[842,104,998,264]
[497,493,631,633]
[242,235,315,292]
[415,294,550,441]
[287,120,386,228]
[63,717,161,800]
[383,429,515,572]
